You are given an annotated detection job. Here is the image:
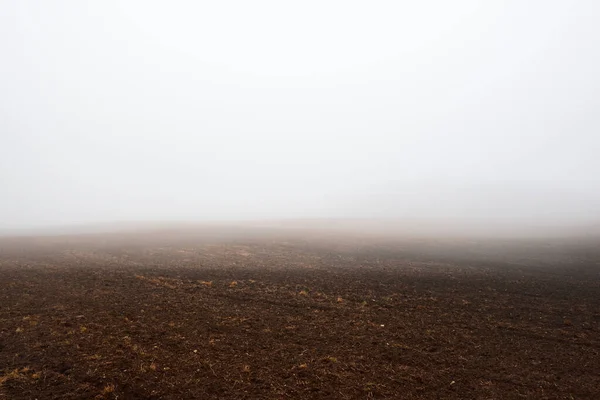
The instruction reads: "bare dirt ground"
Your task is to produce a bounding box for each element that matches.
[0,227,599,399]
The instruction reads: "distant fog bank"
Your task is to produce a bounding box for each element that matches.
[2,218,599,240]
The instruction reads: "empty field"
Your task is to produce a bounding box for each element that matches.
[0,228,599,399]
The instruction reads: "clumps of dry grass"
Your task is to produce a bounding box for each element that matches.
[0,367,35,386]
[120,336,150,358]
[198,280,213,287]
[135,274,177,289]
[0,369,21,386]
[23,315,39,326]
[229,281,238,288]
[102,383,115,394]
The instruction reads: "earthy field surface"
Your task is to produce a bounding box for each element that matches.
[0,227,599,399]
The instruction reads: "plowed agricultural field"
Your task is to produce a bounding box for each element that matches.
[1,228,599,399]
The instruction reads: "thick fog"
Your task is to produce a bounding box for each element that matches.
[1,1,599,232]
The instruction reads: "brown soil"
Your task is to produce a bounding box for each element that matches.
[0,229,599,399]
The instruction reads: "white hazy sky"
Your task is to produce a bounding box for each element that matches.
[1,0,599,229]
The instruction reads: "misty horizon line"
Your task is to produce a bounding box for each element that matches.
[2,217,599,239]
